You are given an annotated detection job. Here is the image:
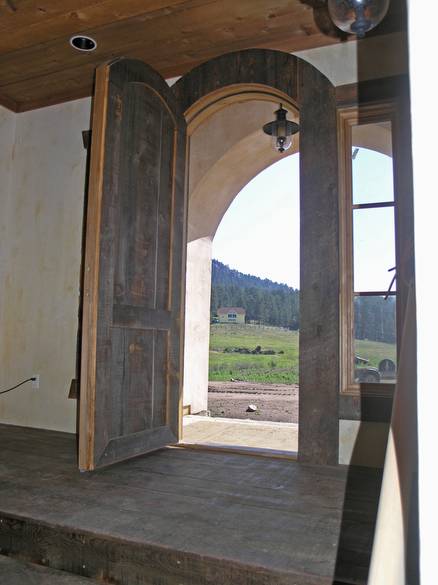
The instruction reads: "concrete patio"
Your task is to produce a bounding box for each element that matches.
[182,415,298,453]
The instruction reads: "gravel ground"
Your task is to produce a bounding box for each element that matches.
[206,381,299,423]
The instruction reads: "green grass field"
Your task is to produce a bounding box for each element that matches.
[209,324,299,383]
[209,324,396,384]
[354,338,397,369]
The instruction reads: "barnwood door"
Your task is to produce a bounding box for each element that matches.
[79,58,187,471]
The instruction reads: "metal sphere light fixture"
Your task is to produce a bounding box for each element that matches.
[263,104,299,154]
[327,0,390,37]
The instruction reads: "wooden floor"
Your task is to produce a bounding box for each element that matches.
[0,424,382,585]
[0,555,97,584]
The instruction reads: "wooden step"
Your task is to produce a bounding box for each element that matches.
[0,424,382,585]
[0,555,98,585]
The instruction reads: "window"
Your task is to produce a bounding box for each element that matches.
[339,105,398,395]
[228,313,237,320]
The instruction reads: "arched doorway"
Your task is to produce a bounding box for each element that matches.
[79,49,340,470]
[174,49,340,464]
[182,96,299,416]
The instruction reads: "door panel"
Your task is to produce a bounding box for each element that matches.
[79,58,187,471]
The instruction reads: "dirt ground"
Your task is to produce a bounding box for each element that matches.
[206,381,299,423]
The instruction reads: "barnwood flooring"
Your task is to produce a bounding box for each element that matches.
[0,555,98,585]
[0,424,382,585]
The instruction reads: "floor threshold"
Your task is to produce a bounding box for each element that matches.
[177,441,298,460]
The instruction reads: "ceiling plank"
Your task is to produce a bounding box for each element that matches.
[0,0,405,112]
[0,0,195,53]
[7,28,341,113]
[1,7,330,111]
[0,90,18,111]
[0,0,314,88]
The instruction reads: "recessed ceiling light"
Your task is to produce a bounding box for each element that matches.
[69,35,97,52]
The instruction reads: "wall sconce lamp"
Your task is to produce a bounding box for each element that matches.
[327,0,390,37]
[262,105,299,154]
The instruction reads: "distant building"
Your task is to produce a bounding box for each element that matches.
[217,307,245,324]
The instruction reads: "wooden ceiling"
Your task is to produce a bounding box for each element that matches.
[0,0,405,112]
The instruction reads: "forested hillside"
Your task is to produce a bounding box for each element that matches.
[210,260,300,329]
[211,260,397,344]
[354,295,396,344]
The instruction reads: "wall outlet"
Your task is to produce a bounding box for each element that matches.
[32,374,40,389]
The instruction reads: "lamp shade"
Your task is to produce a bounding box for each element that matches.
[263,105,299,154]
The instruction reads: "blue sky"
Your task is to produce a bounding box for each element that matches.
[213,155,300,287]
[212,148,395,291]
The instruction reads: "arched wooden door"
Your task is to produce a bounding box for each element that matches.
[79,58,187,471]
[80,50,339,470]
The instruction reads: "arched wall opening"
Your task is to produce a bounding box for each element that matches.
[183,92,299,417]
[174,48,341,465]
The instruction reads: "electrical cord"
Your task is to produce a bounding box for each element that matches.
[0,377,36,396]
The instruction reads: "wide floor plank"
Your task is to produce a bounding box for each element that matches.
[0,555,98,584]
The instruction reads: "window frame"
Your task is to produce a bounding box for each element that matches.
[338,102,399,398]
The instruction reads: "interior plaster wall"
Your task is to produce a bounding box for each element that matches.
[294,32,408,86]
[0,99,91,432]
[0,107,16,296]
[0,107,17,422]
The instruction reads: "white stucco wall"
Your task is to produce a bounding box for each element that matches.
[183,237,213,413]
[0,99,91,432]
